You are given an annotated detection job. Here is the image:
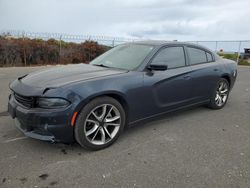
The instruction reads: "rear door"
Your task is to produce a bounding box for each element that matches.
[185,46,221,101]
[143,45,194,115]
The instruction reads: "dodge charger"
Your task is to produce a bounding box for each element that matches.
[8,41,237,150]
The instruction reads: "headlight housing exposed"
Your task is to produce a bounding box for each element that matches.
[36,98,70,109]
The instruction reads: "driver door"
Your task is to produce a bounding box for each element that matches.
[143,45,194,115]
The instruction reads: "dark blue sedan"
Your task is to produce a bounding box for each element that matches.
[8,41,237,150]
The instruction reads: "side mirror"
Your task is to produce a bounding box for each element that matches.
[147,64,168,71]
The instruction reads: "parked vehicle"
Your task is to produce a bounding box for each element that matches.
[8,41,237,150]
[240,48,250,59]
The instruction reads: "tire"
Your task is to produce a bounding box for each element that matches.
[208,78,230,109]
[74,96,125,150]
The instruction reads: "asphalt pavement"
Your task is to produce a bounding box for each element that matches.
[0,65,249,188]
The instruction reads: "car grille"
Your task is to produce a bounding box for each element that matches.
[14,93,35,108]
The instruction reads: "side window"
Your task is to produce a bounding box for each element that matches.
[206,52,213,62]
[187,47,207,65]
[151,47,186,69]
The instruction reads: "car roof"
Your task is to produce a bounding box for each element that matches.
[131,40,195,46]
[132,40,173,46]
[130,40,214,53]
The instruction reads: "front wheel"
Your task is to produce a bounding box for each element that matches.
[208,78,230,109]
[74,96,125,150]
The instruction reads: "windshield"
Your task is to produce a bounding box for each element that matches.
[90,44,154,70]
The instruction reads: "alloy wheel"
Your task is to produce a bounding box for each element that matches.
[84,104,121,145]
[215,81,229,107]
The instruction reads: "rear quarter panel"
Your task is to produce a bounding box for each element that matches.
[189,61,222,100]
[216,57,237,89]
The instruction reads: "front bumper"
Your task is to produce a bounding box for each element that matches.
[8,94,75,143]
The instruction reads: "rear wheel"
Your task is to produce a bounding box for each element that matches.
[74,96,125,150]
[208,78,230,109]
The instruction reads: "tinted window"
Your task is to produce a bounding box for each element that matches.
[151,47,186,68]
[90,44,154,70]
[206,52,213,62]
[187,47,207,65]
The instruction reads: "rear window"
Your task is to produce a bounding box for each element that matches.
[206,52,213,62]
[187,47,207,65]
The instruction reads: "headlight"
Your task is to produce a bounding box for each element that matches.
[36,98,70,109]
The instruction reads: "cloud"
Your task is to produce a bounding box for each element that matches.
[0,0,249,40]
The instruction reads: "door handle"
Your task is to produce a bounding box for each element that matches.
[214,68,219,71]
[183,75,191,80]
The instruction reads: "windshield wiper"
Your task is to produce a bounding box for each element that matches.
[92,64,128,71]
[92,64,110,68]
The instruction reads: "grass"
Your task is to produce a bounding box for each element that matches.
[217,52,250,66]
[238,60,250,66]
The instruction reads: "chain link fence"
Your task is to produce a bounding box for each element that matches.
[188,41,250,63]
[0,30,136,47]
[2,30,250,52]
[0,30,139,66]
[1,30,250,66]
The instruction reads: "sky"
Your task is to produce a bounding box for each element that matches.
[0,0,250,41]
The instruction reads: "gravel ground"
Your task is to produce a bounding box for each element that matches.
[0,65,249,188]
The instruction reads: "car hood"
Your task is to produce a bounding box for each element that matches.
[20,64,127,88]
[10,64,128,96]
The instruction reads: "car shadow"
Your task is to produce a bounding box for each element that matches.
[8,105,211,155]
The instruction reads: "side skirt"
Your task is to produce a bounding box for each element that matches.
[128,100,210,127]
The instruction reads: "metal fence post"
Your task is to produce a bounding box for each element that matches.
[112,39,115,47]
[22,31,27,67]
[215,41,218,53]
[59,35,62,64]
[236,41,242,64]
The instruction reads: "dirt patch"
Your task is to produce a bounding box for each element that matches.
[39,174,49,180]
